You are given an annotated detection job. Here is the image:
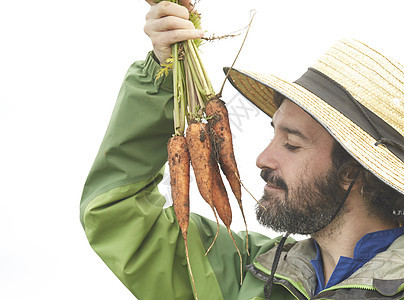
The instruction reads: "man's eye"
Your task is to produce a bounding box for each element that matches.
[284,143,301,151]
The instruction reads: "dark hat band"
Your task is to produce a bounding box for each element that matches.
[294,68,404,162]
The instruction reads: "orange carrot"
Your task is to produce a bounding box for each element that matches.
[206,98,249,255]
[185,122,220,254]
[167,136,190,239]
[211,161,232,228]
[167,135,198,299]
[211,159,244,285]
[206,99,241,199]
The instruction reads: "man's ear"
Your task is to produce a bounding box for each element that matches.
[339,169,362,192]
[342,179,362,193]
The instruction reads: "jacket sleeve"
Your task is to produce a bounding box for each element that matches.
[79,52,225,299]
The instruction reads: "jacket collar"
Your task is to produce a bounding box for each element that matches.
[333,234,404,295]
[255,238,318,296]
[251,235,404,298]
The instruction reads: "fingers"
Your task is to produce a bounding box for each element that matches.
[144,1,204,63]
[145,26,204,63]
[145,15,194,34]
[146,1,190,21]
[150,28,204,48]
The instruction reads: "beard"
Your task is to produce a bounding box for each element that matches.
[256,167,346,235]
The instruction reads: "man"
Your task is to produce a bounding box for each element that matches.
[80,1,404,299]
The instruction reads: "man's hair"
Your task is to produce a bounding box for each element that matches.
[273,93,284,108]
[331,141,404,225]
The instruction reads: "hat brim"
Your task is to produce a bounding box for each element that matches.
[225,67,404,195]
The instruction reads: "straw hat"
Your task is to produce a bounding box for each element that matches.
[225,39,404,195]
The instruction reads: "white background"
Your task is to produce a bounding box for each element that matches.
[1,0,403,299]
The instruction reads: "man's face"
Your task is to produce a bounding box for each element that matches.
[255,99,345,235]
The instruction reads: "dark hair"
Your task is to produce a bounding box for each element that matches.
[331,141,404,225]
[273,92,284,108]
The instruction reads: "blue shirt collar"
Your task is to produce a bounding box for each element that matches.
[311,226,404,294]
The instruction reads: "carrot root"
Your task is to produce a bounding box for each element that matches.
[167,136,197,297]
[205,206,220,256]
[207,99,251,257]
[239,205,249,256]
[227,227,243,286]
[184,238,198,300]
[235,171,266,211]
[186,122,221,255]
[206,99,241,198]
[167,136,191,235]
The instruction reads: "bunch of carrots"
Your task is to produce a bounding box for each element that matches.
[157,1,253,297]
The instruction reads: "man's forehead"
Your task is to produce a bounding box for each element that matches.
[273,99,318,123]
[272,99,331,139]
[273,99,309,122]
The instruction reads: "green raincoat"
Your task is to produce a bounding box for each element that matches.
[80,52,404,300]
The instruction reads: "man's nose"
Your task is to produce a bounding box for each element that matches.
[256,141,279,170]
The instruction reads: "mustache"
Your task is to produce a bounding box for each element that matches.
[260,168,288,191]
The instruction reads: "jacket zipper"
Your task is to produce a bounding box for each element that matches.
[248,263,404,299]
[311,284,374,299]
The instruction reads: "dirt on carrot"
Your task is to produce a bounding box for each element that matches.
[210,157,244,285]
[167,136,190,239]
[206,98,249,255]
[162,2,258,293]
[186,122,220,253]
[167,136,199,299]
[206,98,241,200]
[186,123,214,206]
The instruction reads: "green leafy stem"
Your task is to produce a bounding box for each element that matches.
[155,0,215,135]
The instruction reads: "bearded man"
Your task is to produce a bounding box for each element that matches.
[80,1,404,299]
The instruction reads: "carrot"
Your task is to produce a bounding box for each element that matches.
[211,159,244,285]
[211,161,232,228]
[162,5,257,291]
[167,136,190,239]
[185,122,220,254]
[167,135,198,299]
[206,98,250,255]
[206,99,241,198]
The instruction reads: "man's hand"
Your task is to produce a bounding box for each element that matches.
[144,0,204,63]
